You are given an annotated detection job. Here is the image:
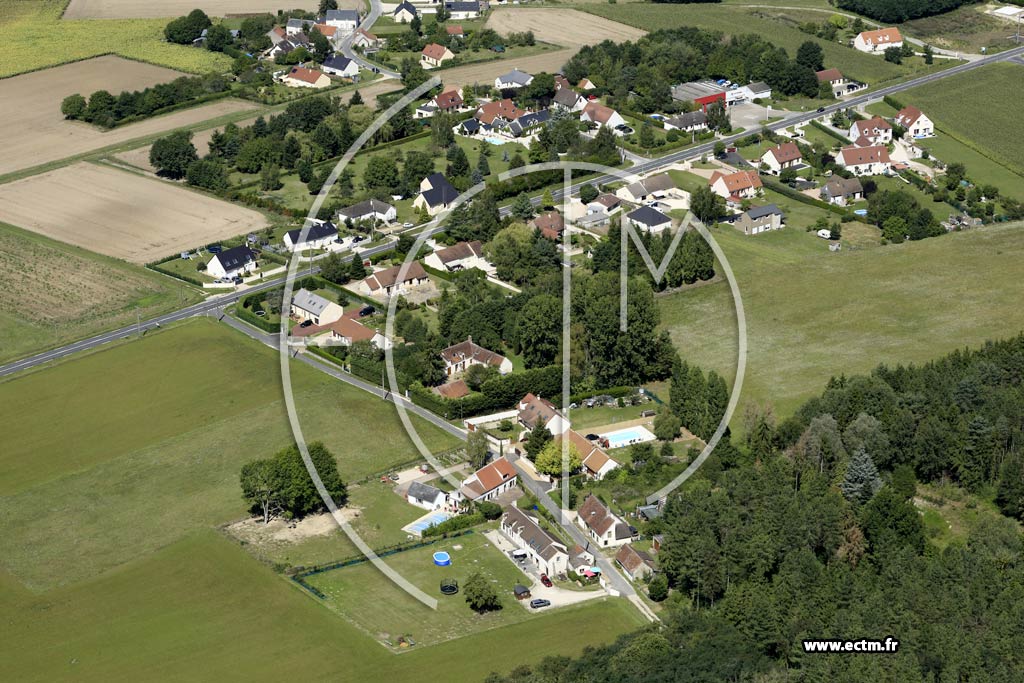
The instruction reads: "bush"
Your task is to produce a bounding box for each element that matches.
[648,573,668,601]
[476,501,502,520]
[422,512,485,537]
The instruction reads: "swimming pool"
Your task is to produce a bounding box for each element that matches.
[600,425,657,450]
[482,136,508,145]
[403,510,454,536]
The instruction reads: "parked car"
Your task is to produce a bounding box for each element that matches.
[300,320,313,328]
[540,574,553,588]
[233,276,243,284]
[359,305,376,317]
[529,599,551,609]
[402,222,414,228]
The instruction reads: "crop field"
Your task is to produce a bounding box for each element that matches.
[62,0,326,19]
[0,0,231,78]
[0,163,268,263]
[0,318,460,590]
[438,49,577,89]
[0,221,202,365]
[485,8,646,49]
[658,221,1024,423]
[901,5,1020,54]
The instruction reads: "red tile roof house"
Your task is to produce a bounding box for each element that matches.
[709,170,763,201]
[281,66,331,89]
[560,429,619,480]
[433,379,470,399]
[532,211,565,240]
[474,98,524,126]
[836,145,892,176]
[327,316,391,349]
[760,142,803,175]
[440,336,513,377]
[446,24,464,38]
[849,116,892,147]
[423,240,489,273]
[816,68,847,97]
[575,494,632,548]
[421,42,455,68]
[517,393,570,436]
[895,105,934,138]
[433,88,465,112]
[357,261,429,297]
[460,456,518,502]
[579,101,626,131]
[616,543,656,581]
[853,27,903,54]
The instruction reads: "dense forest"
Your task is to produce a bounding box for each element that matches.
[487,336,1024,682]
[837,0,981,23]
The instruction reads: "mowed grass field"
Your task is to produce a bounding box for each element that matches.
[0,221,203,364]
[0,318,458,590]
[0,0,231,78]
[659,222,1024,423]
[0,529,644,681]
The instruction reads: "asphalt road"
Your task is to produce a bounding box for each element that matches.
[340,0,401,79]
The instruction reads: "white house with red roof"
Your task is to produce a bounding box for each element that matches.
[575,494,632,548]
[281,66,330,89]
[853,27,903,53]
[561,430,618,480]
[421,43,455,68]
[849,116,892,147]
[760,142,803,175]
[579,101,626,132]
[836,145,892,176]
[328,317,391,349]
[709,170,763,200]
[440,336,513,377]
[460,457,518,502]
[895,106,934,138]
[517,394,570,436]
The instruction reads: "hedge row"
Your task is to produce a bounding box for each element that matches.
[883,95,905,111]
[148,263,207,287]
[809,120,851,145]
[235,304,280,333]
[421,512,485,537]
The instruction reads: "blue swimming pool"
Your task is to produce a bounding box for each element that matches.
[404,510,454,535]
[601,425,657,450]
[482,136,508,145]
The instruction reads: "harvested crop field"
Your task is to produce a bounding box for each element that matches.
[0,163,268,263]
[62,0,330,19]
[440,50,575,89]
[485,8,646,49]
[0,56,258,178]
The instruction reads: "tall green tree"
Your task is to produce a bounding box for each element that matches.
[149,130,198,178]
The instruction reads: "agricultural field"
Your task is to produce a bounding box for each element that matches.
[658,221,1024,424]
[900,5,1020,54]
[62,0,329,19]
[0,221,202,364]
[485,8,646,49]
[0,163,268,263]
[0,0,231,78]
[437,49,577,89]
[0,55,259,178]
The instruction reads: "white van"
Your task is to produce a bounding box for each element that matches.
[511,549,528,563]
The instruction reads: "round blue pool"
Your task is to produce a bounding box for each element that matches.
[433,551,452,566]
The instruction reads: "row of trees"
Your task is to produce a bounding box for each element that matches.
[60,73,230,128]
[837,0,980,23]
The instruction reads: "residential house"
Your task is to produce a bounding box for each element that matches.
[290,288,344,326]
[816,68,846,98]
[495,68,534,90]
[351,27,380,50]
[506,110,550,138]
[853,27,902,53]
[440,336,513,377]
[579,101,626,131]
[895,105,934,138]
[434,379,470,399]
[424,240,490,273]
[820,176,864,206]
[421,43,455,68]
[393,1,418,22]
[562,430,618,480]
[267,39,297,59]
[413,173,459,215]
[709,170,763,200]
[576,494,632,548]
[446,24,465,39]
[312,23,339,45]
[285,18,314,35]
[850,116,892,147]
[337,198,396,225]
[760,142,803,175]
[500,506,570,577]
[626,205,672,234]
[433,88,465,112]
[328,317,390,349]
[283,221,338,251]
[324,9,360,33]
[444,0,483,19]
[533,211,565,240]
[586,193,622,215]
[321,55,359,79]
[474,98,524,127]
[836,145,892,176]
[663,110,708,133]
[518,393,570,436]
[554,74,571,91]
[267,26,287,45]
[461,457,518,502]
[568,544,597,576]
[358,262,430,297]
[281,66,331,89]
[722,203,785,235]
[551,86,585,112]
[578,78,596,91]
[616,544,656,581]
[407,481,447,511]
[207,245,256,279]
[619,172,676,203]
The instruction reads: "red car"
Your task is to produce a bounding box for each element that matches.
[540,574,553,588]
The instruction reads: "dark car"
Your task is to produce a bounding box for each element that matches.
[585,433,600,441]
[232,276,243,284]
[817,106,826,113]
[300,320,313,328]
[359,305,375,317]
[352,235,364,243]
[540,574,553,588]
[529,599,551,609]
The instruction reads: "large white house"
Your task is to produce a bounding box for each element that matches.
[500,506,569,577]
[324,9,359,34]
[517,393,570,436]
[760,142,803,175]
[461,457,518,502]
[576,494,632,548]
[290,288,344,326]
[207,246,256,279]
[413,173,459,215]
[283,221,338,251]
[495,68,533,90]
[850,116,893,147]
[895,105,934,138]
[440,336,513,377]
[423,240,491,273]
[580,101,626,132]
[853,27,902,53]
[836,145,892,176]
[337,199,396,225]
[625,205,672,234]
[321,55,359,79]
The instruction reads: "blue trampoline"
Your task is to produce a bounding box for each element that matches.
[433,551,452,567]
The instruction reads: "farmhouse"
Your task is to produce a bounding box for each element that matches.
[576,494,632,548]
[671,81,725,111]
[393,1,418,23]
[445,1,483,19]
[290,288,344,326]
[424,240,490,272]
[854,27,902,54]
[500,506,570,577]
[579,101,626,131]
[619,172,676,203]
[709,170,763,200]
[850,116,892,147]
[414,173,459,215]
[552,87,585,112]
[407,481,447,511]
[722,204,785,235]
[616,544,655,581]
[626,205,672,234]
[760,142,803,175]
[562,430,618,480]
[663,110,708,133]
[440,336,513,377]
[324,9,360,33]
[337,198,396,225]
[461,457,518,502]
[281,66,330,89]
[283,221,338,251]
[495,68,534,90]
[518,393,570,435]
[359,262,430,297]
[895,105,934,138]
[836,145,892,176]
[328,316,390,349]
[207,246,256,279]
[321,56,359,79]
[533,211,565,240]
[421,43,455,68]
[820,176,864,206]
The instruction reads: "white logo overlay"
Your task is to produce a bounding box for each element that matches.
[279,78,746,608]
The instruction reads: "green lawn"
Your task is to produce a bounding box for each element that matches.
[658,221,1024,425]
[0,529,644,681]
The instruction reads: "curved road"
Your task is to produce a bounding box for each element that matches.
[340,0,401,79]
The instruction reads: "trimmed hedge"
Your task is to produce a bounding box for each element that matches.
[883,95,905,111]
[809,120,851,145]
[235,304,279,333]
[422,512,485,537]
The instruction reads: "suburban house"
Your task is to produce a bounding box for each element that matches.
[328,317,390,349]
[616,544,656,581]
[579,101,626,131]
[351,27,380,50]
[850,116,892,147]
[576,494,632,548]
[392,1,418,22]
[267,26,287,44]
[709,170,763,200]
[413,173,459,215]
[533,211,565,240]
[552,87,585,112]
[207,245,256,279]
[738,81,772,102]
[816,68,847,98]
[495,68,533,90]
[290,288,344,326]
[321,55,359,79]
[421,43,455,68]
[337,198,396,225]
[619,172,677,203]
[474,98,524,127]
[663,110,708,133]
[461,457,518,502]
[895,105,934,138]
[312,23,339,44]
[518,393,570,436]
[671,81,726,111]
[506,110,550,138]
[626,205,672,234]
[358,262,430,297]
[283,221,338,251]
[586,193,622,215]
[324,9,360,33]
[820,176,864,206]
[446,24,465,39]
[267,38,299,60]
[853,27,902,53]
[285,18,314,35]
[836,145,892,176]
[578,77,596,91]
[562,430,618,480]
[407,481,447,511]
[424,240,490,273]
[760,142,803,174]
[434,379,470,399]
[433,88,465,113]
[444,0,483,19]
[500,506,570,577]
[440,336,513,377]
[281,66,331,89]
[722,203,785,235]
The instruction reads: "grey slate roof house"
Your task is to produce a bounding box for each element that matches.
[625,205,672,233]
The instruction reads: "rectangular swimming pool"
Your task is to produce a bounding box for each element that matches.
[600,425,657,450]
[402,510,454,536]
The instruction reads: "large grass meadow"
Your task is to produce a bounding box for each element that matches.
[659,222,1024,424]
